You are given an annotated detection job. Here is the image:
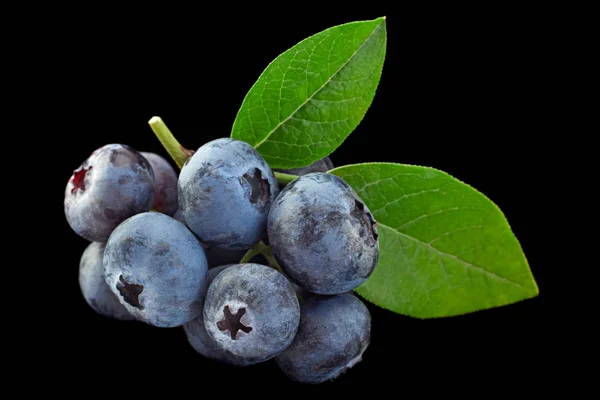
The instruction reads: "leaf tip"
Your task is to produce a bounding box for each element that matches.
[530,278,540,297]
[373,16,386,25]
[521,251,540,298]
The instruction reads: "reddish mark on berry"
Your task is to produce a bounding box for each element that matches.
[71,166,92,194]
[180,145,196,158]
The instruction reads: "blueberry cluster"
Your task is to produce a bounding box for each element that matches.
[65,138,379,384]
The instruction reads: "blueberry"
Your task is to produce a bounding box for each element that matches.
[276,156,334,176]
[141,152,178,216]
[64,144,155,242]
[79,242,133,321]
[275,293,371,384]
[268,172,379,295]
[203,263,300,363]
[184,264,253,366]
[103,212,208,327]
[178,138,279,250]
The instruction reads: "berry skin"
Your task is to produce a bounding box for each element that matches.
[268,172,379,295]
[103,212,208,328]
[275,293,371,384]
[203,263,300,363]
[64,144,155,242]
[173,208,186,225]
[171,208,246,268]
[178,138,279,250]
[183,265,253,366]
[79,242,133,321]
[277,156,334,176]
[141,152,178,216]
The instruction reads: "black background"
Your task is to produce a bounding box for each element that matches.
[44,5,552,392]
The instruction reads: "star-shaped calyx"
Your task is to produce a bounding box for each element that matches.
[116,275,144,310]
[71,165,92,194]
[217,306,253,340]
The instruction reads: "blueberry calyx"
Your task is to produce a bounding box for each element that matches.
[243,168,270,206]
[71,165,92,194]
[116,275,145,310]
[217,306,252,340]
[352,199,379,243]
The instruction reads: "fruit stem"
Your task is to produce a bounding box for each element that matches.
[261,242,304,302]
[239,248,260,264]
[274,172,298,186]
[257,241,283,273]
[148,116,190,169]
[241,241,284,273]
[243,241,303,301]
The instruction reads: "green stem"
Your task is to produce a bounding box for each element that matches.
[257,241,283,274]
[259,242,303,301]
[239,241,283,273]
[239,248,259,264]
[274,172,299,186]
[148,116,190,169]
[239,241,303,301]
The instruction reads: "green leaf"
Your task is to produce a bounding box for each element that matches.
[330,163,539,318]
[231,17,387,169]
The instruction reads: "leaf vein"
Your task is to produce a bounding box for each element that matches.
[383,224,525,290]
[396,207,487,230]
[278,49,301,123]
[356,172,428,192]
[398,238,430,300]
[427,225,485,245]
[371,188,443,215]
[254,20,384,151]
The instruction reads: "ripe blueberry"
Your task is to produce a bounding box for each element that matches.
[103,212,208,327]
[275,293,371,384]
[268,172,379,294]
[184,265,253,366]
[141,152,178,216]
[178,138,279,250]
[203,263,300,363]
[65,144,155,242]
[79,242,133,321]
